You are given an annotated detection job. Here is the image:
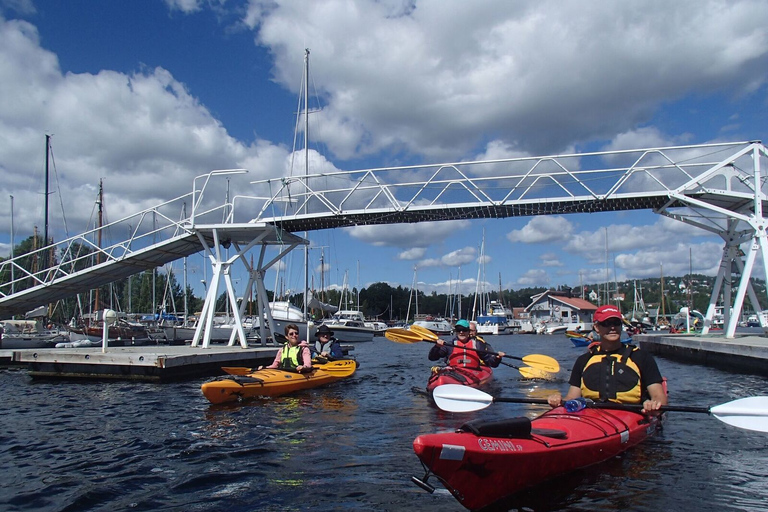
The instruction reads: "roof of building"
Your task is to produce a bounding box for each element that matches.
[525,289,598,312]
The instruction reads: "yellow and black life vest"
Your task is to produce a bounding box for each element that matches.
[580,345,643,403]
[279,344,303,370]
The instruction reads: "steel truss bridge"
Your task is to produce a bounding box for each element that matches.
[2,141,767,342]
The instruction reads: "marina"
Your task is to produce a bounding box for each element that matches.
[1,333,766,511]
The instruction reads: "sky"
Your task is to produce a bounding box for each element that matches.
[1,0,768,306]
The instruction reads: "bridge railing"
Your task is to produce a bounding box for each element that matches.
[0,170,239,299]
[3,142,765,301]
[239,141,763,224]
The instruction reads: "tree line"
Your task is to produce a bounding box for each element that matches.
[3,235,765,323]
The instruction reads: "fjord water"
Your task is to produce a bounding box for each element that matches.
[1,334,766,512]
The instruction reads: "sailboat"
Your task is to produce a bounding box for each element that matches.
[247,49,322,344]
[408,267,452,335]
[472,233,511,335]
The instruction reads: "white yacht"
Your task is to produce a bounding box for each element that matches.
[322,310,375,342]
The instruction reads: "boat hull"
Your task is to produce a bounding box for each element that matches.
[426,365,493,393]
[413,407,659,511]
[320,321,374,342]
[413,320,452,335]
[201,360,358,404]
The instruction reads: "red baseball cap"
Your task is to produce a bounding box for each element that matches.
[594,305,623,323]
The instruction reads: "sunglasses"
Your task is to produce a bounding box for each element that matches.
[455,329,469,334]
[287,332,299,337]
[600,319,623,328]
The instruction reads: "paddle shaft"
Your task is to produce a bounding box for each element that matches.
[426,338,519,363]
[495,396,710,413]
[409,325,531,364]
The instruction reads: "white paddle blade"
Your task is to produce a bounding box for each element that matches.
[432,384,493,413]
[710,396,768,433]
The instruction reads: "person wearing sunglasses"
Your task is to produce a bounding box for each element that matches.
[547,305,667,414]
[258,324,313,373]
[428,319,505,368]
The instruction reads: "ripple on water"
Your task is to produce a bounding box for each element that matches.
[1,336,767,511]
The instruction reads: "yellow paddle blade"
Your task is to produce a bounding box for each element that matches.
[316,359,358,377]
[518,366,556,380]
[520,354,560,373]
[221,366,252,376]
[409,324,440,340]
[384,328,424,343]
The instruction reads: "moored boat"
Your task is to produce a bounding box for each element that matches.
[565,329,593,347]
[426,365,493,394]
[201,359,358,404]
[321,310,374,342]
[475,301,511,335]
[413,316,452,335]
[412,405,661,510]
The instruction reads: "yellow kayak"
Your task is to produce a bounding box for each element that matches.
[201,359,358,404]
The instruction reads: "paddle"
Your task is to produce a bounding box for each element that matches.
[385,327,560,373]
[222,360,357,378]
[432,384,768,433]
[509,364,556,380]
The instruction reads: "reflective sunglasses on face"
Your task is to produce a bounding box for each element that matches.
[287,332,299,337]
[600,319,623,329]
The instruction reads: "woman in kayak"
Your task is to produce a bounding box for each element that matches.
[314,324,343,360]
[429,319,505,368]
[547,305,667,414]
[258,324,313,373]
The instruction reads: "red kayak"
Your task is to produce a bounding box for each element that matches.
[426,365,493,393]
[412,406,660,510]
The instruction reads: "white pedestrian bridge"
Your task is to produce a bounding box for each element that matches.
[2,140,767,340]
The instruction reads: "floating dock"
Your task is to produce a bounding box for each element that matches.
[636,333,768,375]
[4,344,354,382]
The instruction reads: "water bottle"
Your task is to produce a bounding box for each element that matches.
[564,397,587,413]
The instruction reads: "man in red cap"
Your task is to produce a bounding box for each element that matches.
[547,305,667,414]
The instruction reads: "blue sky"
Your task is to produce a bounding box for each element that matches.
[1,0,768,304]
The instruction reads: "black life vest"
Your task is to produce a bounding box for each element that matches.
[580,344,643,403]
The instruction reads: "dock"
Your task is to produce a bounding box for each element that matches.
[2,344,355,382]
[636,333,768,375]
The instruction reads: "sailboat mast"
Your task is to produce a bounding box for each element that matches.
[9,194,14,294]
[660,263,666,321]
[94,179,103,311]
[44,135,50,252]
[303,48,310,321]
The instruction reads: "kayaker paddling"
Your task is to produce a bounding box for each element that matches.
[258,324,313,373]
[429,319,505,368]
[547,304,667,415]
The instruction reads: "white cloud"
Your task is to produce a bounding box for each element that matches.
[163,0,203,13]
[0,16,283,236]
[347,219,470,247]
[414,246,477,269]
[540,253,563,268]
[515,268,549,287]
[507,216,574,244]
[398,247,426,260]
[243,0,768,160]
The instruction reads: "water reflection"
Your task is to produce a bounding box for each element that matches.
[2,334,768,512]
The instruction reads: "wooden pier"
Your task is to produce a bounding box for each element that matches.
[636,333,768,375]
[3,344,354,382]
